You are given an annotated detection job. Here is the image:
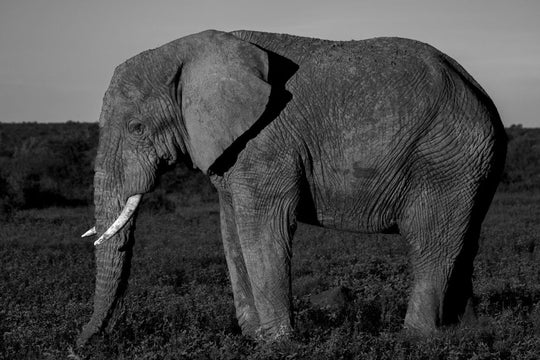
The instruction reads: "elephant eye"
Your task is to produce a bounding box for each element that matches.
[128,121,146,136]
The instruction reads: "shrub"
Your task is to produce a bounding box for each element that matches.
[0,173,18,220]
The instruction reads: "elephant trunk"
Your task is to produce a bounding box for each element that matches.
[77,172,138,347]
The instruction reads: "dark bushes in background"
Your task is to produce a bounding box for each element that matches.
[501,125,540,191]
[0,122,538,215]
[0,123,97,211]
[0,122,216,216]
[0,174,17,220]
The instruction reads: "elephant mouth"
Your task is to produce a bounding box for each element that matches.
[81,193,143,246]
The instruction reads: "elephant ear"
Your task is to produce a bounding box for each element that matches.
[179,30,271,173]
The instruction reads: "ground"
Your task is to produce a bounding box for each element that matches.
[1,191,540,359]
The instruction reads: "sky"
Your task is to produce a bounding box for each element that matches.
[0,0,539,127]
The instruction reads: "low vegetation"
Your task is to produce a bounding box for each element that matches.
[1,123,539,359]
[1,123,539,215]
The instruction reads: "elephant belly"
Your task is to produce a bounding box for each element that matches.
[299,161,401,234]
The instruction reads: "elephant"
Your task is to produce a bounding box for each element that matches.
[77,29,506,346]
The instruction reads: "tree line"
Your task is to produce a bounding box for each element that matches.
[0,122,538,217]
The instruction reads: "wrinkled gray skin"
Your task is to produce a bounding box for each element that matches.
[78,30,506,346]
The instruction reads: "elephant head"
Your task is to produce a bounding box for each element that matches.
[77,30,272,345]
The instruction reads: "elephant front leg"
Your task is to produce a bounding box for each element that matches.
[219,192,260,337]
[234,200,297,341]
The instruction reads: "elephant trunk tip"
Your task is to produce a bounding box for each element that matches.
[76,321,100,348]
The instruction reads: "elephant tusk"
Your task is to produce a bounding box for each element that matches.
[81,227,97,238]
[94,194,142,246]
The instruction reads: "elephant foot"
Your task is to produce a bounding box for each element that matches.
[239,323,259,338]
[240,321,293,342]
[403,279,440,334]
[403,320,437,336]
[404,288,477,334]
[237,309,261,338]
[459,297,477,325]
[254,321,293,342]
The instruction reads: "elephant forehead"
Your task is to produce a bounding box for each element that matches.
[99,90,139,127]
[109,58,160,99]
[99,82,160,126]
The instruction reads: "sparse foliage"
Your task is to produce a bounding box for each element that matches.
[1,193,540,358]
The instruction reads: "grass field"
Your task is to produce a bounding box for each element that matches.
[1,191,540,359]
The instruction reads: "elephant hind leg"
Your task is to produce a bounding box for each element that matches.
[399,184,483,333]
